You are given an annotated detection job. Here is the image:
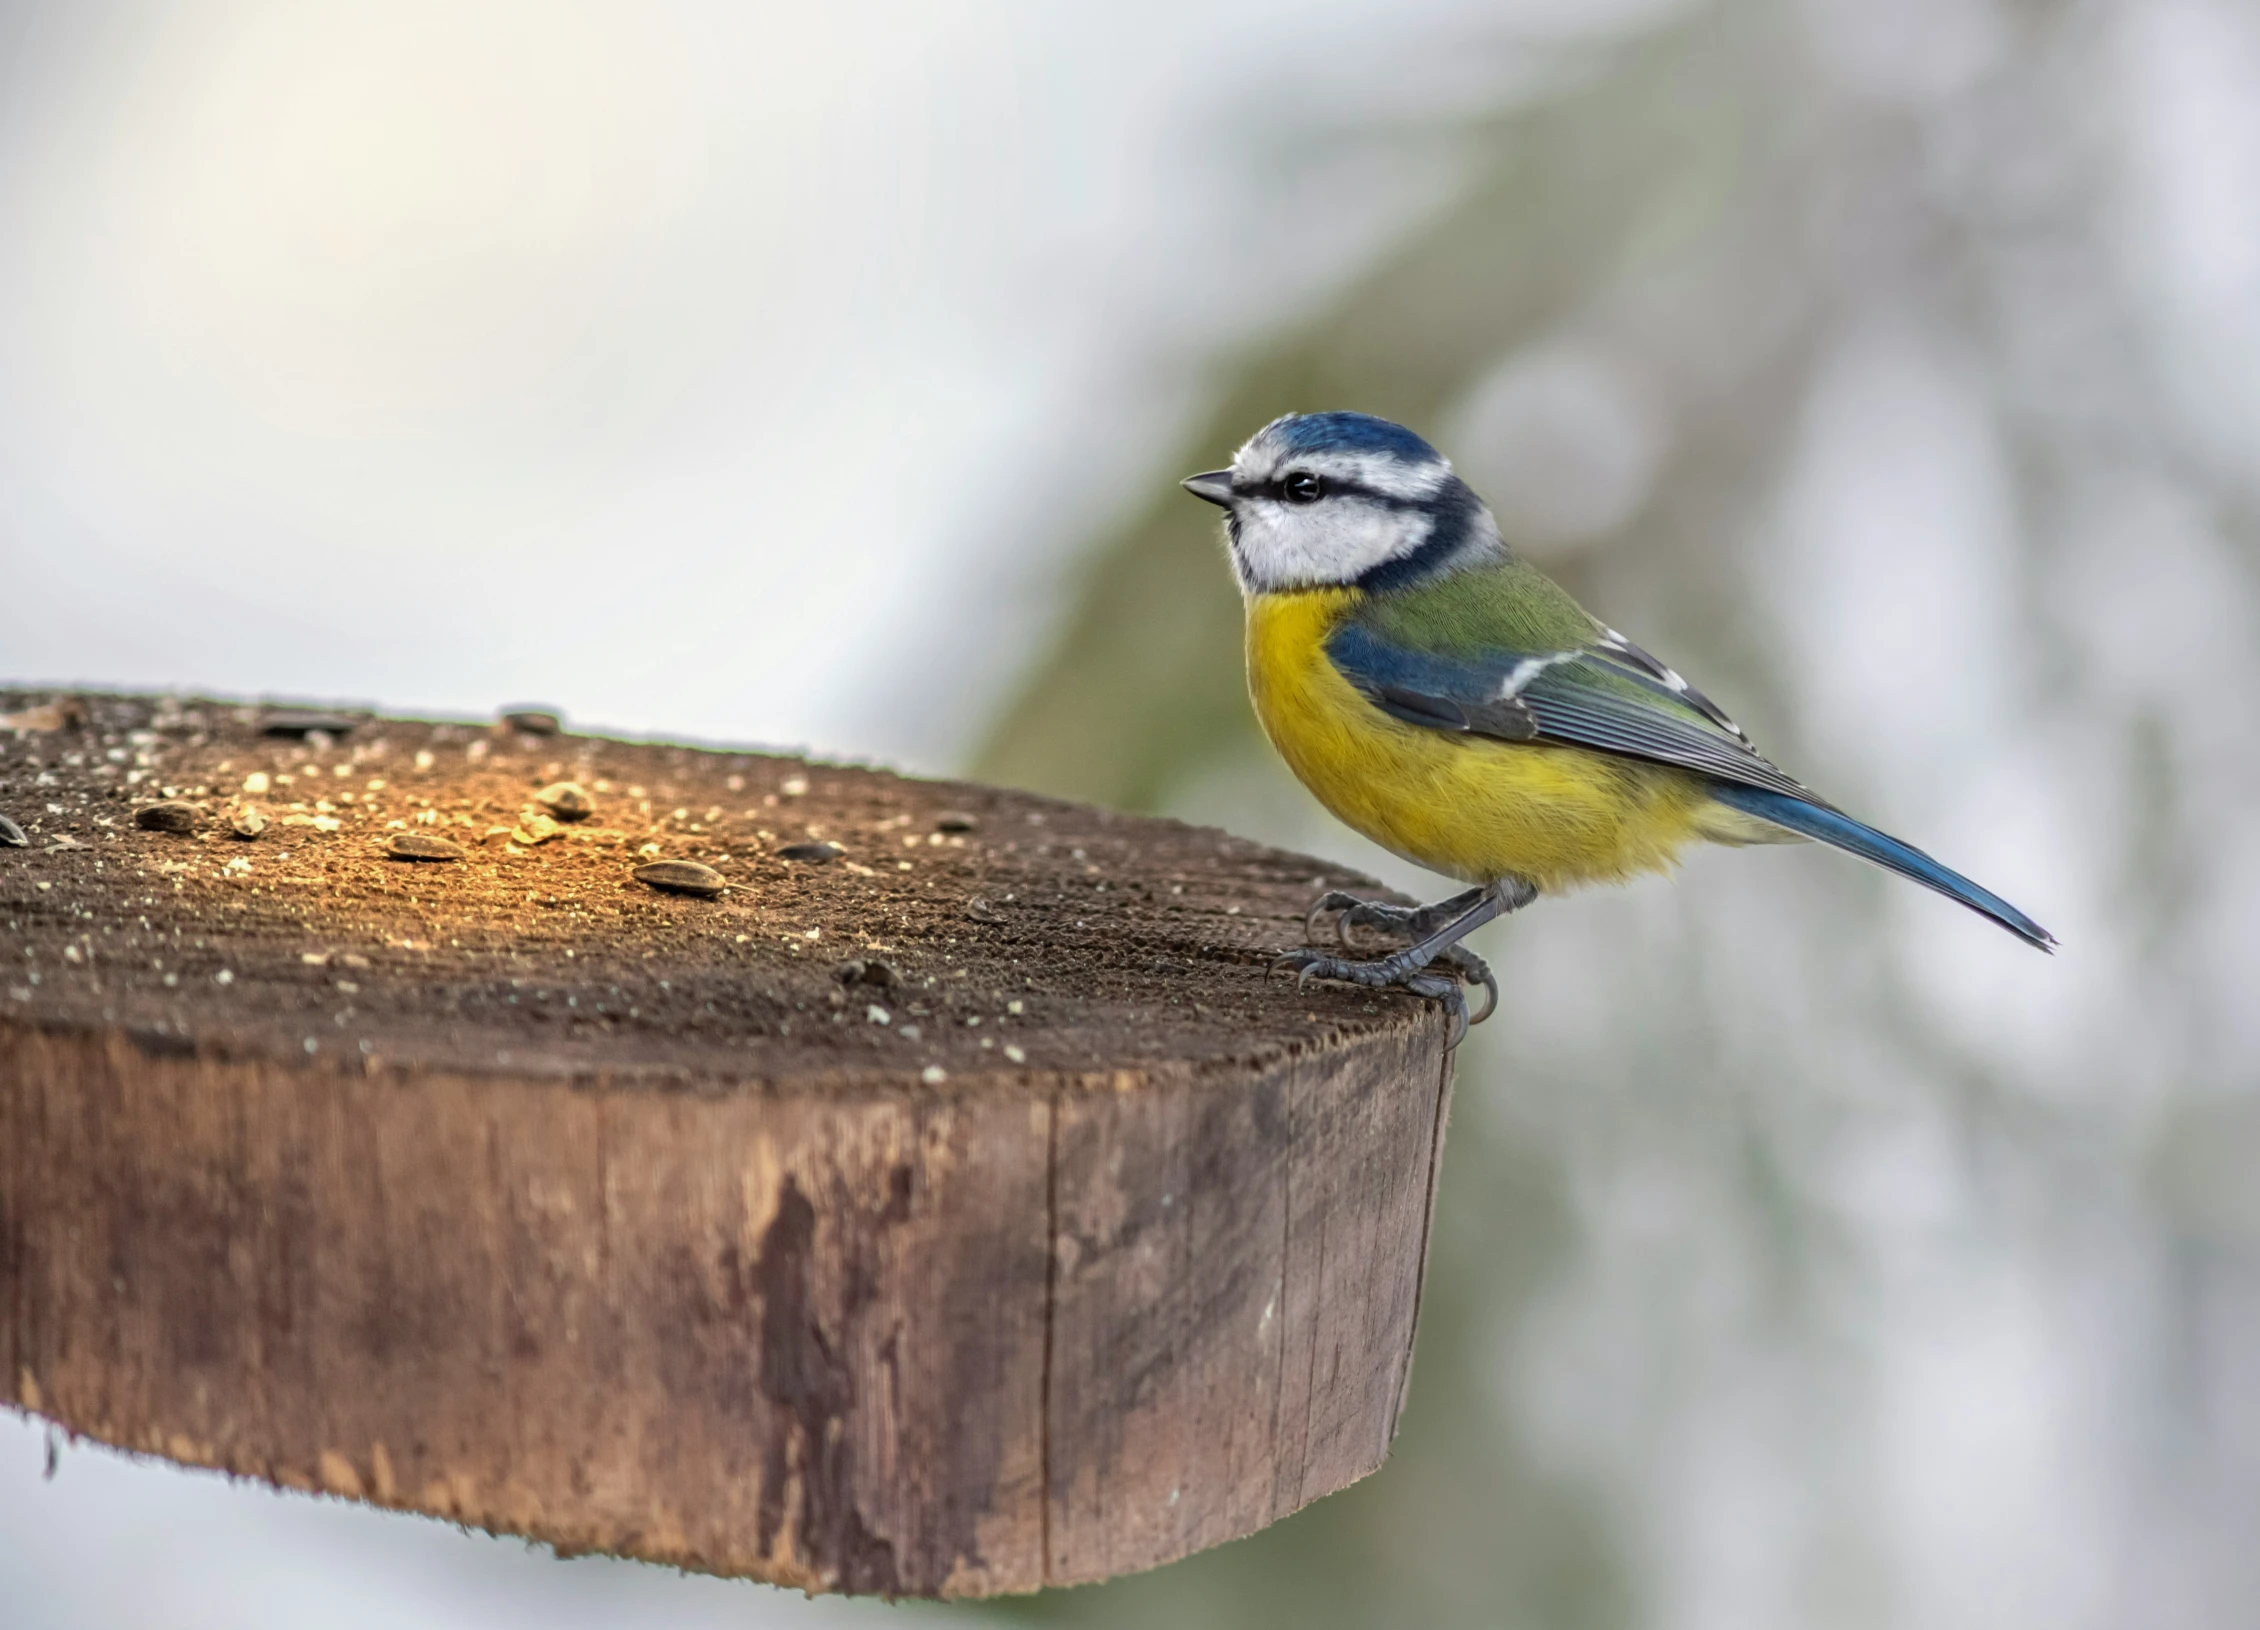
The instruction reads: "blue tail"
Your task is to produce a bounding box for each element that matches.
[1708,783,2056,951]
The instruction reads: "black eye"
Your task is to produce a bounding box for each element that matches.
[1281,471,1324,504]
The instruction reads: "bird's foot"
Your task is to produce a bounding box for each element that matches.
[1271,942,1497,1050]
[1304,887,1481,951]
[1286,879,1532,1047]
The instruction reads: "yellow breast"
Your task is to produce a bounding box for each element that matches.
[1244,589,1718,891]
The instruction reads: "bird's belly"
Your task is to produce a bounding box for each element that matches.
[1245,592,1714,890]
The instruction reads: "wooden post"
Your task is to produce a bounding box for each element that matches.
[0,693,1453,1597]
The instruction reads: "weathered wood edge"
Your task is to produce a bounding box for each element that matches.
[2,1009,1455,1598]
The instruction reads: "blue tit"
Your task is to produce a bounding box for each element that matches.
[1182,411,2053,1042]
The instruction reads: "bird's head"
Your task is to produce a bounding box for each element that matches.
[1183,411,1500,595]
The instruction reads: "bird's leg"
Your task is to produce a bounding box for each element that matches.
[1305,885,1484,951]
[1304,883,1500,1034]
[1276,878,1536,1047]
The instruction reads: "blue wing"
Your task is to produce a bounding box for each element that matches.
[1326,620,1815,801]
[1325,618,2057,949]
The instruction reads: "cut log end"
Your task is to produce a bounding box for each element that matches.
[0,692,1454,1597]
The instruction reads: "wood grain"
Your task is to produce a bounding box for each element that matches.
[0,692,1454,1597]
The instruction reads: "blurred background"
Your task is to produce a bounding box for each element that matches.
[4,0,2258,1626]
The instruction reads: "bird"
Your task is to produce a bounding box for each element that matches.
[1181,410,2053,1043]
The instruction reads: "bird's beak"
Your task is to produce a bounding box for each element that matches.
[1181,470,1235,507]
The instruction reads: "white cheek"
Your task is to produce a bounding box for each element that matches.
[1234,501,1429,591]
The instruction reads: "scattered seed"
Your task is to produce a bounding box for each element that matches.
[780,775,809,797]
[633,859,726,897]
[777,840,844,862]
[260,709,359,738]
[1003,1045,1026,1065]
[965,897,1003,924]
[511,811,564,846]
[921,1065,947,1085]
[229,804,268,839]
[866,1005,891,1025]
[134,802,200,835]
[934,811,978,833]
[0,701,78,732]
[0,814,25,848]
[384,833,465,862]
[242,772,272,796]
[533,781,594,820]
[500,707,562,736]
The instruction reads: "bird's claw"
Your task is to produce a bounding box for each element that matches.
[1271,945,1494,1048]
[1303,890,1427,951]
[1268,951,1329,995]
[1304,890,1378,948]
[1443,943,1498,1028]
[1403,972,1470,1051]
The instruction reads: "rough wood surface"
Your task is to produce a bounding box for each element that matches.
[0,690,1454,1597]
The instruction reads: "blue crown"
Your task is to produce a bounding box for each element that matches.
[1268,412,1442,463]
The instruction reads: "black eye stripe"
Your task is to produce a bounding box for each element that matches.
[1241,475,1428,511]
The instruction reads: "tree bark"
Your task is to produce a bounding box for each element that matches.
[0,692,1453,1597]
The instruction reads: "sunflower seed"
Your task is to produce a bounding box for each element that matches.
[134,802,200,835]
[230,804,269,839]
[384,833,465,862]
[834,958,899,990]
[777,840,844,862]
[511,811,564,846]
[500,708,562,736]
[0,813,26,848]
[965,897,1004,924]
[533,780,594,820]
[633,859,726,897]
[0,701,79,732]
[260,709,359,738]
